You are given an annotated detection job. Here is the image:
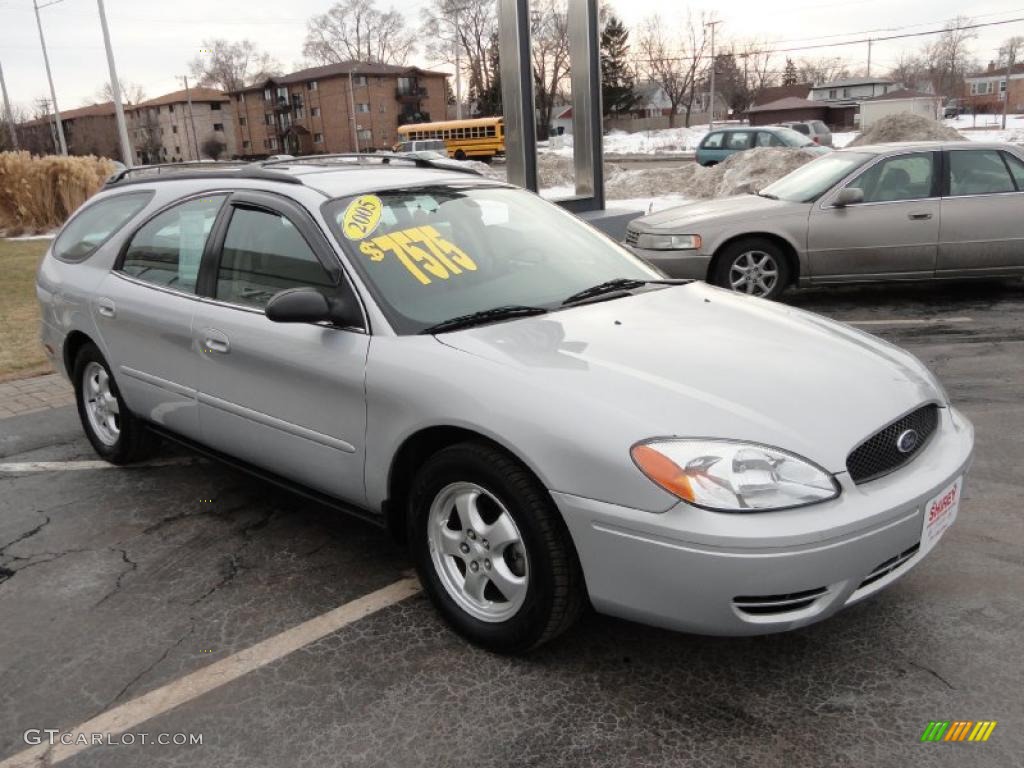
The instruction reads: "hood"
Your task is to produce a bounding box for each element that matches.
[633,194,805,231]
[437,283,942,474]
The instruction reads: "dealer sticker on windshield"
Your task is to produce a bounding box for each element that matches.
[359,225,477,285]
[921,476,962,555]
[342,195,383,240]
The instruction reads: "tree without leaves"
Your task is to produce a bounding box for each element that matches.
[600,15,638,116]
[531,0,570,140]
[95,79,145,106]
[474,33,502,117]
[189,39,281,92]
[420,0,498,117]
[637,12,708,128]
[921,16,977,100]
[304,0,415,66]
[797,57,850,86]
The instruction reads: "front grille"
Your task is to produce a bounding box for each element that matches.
[846,404,939,484]
[624,228,639,246]
[857,543,920,590]
[733,587,828,616]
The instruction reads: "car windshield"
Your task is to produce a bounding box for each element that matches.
[759,152,872,202]
[324,185,661,334]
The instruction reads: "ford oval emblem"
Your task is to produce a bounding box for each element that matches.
[896,429,919,454]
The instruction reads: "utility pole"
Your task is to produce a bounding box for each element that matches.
[706,20,720,129]
[866,39,872,77]
[453,5,463,119]
[97,0,133,166]
[182,76,200,159]
[33,0,67,155]
[1003,55,1013,130]
[0,60,18,150]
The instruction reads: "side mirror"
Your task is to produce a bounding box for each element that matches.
[833,187,864,207]
[265,287,360,327]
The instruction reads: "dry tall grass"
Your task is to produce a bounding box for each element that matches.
[0,152,115,235]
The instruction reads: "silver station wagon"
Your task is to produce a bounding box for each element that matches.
[627,141,1024,299]
[37,156,974,652]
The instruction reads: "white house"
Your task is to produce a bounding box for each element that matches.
[859,89,942,129]
[810,77,901,103]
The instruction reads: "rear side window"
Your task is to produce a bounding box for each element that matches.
[120,195,225,293]
[215,207,335,309]
[948,150,1015,196]
[53,192,152,262]
[725,132,751,150]
[701,132,724,149]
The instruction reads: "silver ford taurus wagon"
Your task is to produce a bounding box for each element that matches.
[37,156,974,652]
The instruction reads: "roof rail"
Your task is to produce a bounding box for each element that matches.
[260,152,483,177]
[104,161,303,187]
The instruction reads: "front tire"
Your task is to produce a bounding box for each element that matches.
[713,237,791,300]
[408,441,585,653]
[73,342,155,464]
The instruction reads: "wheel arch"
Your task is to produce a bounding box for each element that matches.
[708,232,801,287]
[383,425,549,546]
[62,330,97,379]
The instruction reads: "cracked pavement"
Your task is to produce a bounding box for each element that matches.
[1,281,1023,767]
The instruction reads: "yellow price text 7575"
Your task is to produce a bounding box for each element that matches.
[358,225,477,285]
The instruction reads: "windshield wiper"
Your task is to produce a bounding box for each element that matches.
[420,305,548,334]
[561,278,690,306]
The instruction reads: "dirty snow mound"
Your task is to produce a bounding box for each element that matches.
[849,112,964,146]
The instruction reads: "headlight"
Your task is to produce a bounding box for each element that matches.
[635,233,702,251]
[631,439,839,512]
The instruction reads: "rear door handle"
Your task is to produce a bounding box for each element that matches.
[96,298,116,318]
[202,329,230,354]
[908,212,933,220]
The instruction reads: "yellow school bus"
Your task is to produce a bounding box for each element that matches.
[396,117,505,161]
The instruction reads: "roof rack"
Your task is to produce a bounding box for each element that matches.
[105,161,303,187]
[260,152,483,177]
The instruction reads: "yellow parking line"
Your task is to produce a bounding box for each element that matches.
[0,577,422,768]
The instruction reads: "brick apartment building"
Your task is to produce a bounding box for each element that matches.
[126,88,236,164]
[19,102,123,160]
[965,62,1024,113]
[231,62,449,158]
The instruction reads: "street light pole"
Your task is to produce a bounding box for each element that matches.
[96,0,133,166]
[33,0,67,155]
[0,60,18,150]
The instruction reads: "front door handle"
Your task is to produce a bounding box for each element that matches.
[908,212,933,220]
[202,329,230,354]
[96,298,116,318]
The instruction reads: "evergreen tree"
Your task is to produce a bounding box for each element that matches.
[475,34,503,116]
[782,58,799,86]
[600,15,638,116]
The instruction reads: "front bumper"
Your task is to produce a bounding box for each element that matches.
[629,246,712,280]
[554,406,974,636]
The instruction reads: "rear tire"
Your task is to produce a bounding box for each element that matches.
[454,149,467,161]
[73,342,156,464]
[408,441,585,653]
[712,237,791,300]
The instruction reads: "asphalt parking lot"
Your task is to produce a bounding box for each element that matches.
[1,279,1023,768]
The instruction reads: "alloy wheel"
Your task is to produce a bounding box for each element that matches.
[427,481,529,623]
[729,250,779,297]
[82,361,120,446]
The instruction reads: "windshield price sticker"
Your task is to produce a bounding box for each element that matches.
[359,225,477,285]
[342,195,384,240]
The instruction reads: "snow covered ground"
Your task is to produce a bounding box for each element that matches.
[943,113,1024,143]
[548,125,709,156]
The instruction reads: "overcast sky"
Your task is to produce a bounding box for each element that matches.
[1,0,1022,115]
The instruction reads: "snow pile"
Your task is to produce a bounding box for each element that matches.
[542,126,708,157]
[849,113,964,146]
[607,147,820,200]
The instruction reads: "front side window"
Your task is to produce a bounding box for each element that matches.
[216,207,335,309]
[845,152,934,203]
[760,152,872,203]
[54,191,153,262]
[324,186,659,334]
[948,150,1015,196]
[120,196,224,292]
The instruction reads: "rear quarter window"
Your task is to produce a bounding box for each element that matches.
[53,191,154,263]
